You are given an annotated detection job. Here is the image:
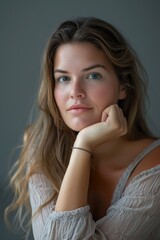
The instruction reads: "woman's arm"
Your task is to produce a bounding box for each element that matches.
[55,142,91,211]
[55,105,127,212]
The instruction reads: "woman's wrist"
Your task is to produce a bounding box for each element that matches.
[74,132,93,152]
[71,146,93,158]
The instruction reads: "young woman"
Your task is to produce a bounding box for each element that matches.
[6,17,160,239]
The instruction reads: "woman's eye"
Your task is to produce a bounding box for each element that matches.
[87,73,101,80]
[57,76,70,83]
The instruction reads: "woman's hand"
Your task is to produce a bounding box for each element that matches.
[76,104,127,151]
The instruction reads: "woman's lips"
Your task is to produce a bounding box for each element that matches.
[67,104,93,113]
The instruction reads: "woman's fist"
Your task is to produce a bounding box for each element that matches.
[76,104,127,151]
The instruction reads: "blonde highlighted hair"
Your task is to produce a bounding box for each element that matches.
[5,17,154,232]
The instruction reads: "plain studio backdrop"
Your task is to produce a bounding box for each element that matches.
[1,0,160,239]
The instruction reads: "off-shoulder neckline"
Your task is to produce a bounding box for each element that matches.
[111,139,160,204]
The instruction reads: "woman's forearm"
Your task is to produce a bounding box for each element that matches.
[55,139,91,212]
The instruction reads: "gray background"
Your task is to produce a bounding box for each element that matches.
[1,0,160,239]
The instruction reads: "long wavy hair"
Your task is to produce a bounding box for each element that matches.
[5,16,154,231]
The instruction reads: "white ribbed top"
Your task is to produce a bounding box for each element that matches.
[29,139,160,240]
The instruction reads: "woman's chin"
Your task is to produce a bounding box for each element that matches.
[67,120,98,132]
[70,127,85,132]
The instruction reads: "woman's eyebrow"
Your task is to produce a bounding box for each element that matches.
[82,64,107,72]
[54,64,107,74]
[54,69,69,74]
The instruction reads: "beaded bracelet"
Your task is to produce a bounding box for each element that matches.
[71,147,93,158]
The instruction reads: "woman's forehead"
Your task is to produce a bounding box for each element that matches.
[53,42,112,72]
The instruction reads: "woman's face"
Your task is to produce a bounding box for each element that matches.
[54,42,126,131]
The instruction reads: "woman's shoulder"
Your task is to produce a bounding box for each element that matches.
[127,138,160,182]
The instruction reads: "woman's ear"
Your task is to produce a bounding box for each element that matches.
[118,85,127,100]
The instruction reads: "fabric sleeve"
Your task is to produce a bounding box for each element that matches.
[40,206,107,240]
[29,173,107,240]
[28,173,55,240]
[29,168,160,240]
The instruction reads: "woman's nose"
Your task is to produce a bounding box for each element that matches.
[70,80,86,99]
